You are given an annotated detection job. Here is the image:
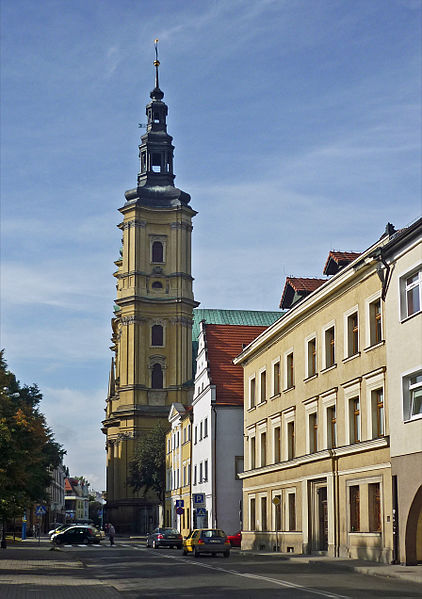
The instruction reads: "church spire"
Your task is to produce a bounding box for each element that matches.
[124,40,191,207]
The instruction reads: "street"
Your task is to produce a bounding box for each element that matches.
[2,539,421,599]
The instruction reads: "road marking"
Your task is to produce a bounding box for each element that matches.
[152,552,350,599]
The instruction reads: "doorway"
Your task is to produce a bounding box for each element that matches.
[317,487,328,551]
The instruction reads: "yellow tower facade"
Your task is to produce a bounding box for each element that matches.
[103,50,197,534]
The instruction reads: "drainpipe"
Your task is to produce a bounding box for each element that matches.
[329,449,339,557]
[212,402,218,528]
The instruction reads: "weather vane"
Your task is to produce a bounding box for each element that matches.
[154,38,160,89]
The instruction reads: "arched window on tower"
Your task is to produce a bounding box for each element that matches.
[151,325,163,346]
[152,281,163,289]
[152,363,163,389]
[152,241,164,263]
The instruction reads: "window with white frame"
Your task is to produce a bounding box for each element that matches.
[260,496,268,531]
[273,424,281,463]
[403,370,422,420]
[308,410,318,453]
[200,421,203,440]
[368,296,383,346]
[272,360,280,396]
[250,435,256,470]
[249,376,256,409]
[283,409,295,460]
[204,417,208,437]
[285,350,294,389]
[306,335,317,378]
[400,267,422,319]
[199,462,203,483]
[273,493,282,531]
[345,307,359,357]
[371,389,384,438]
[249,497,256,530]
[194,425,197,444]
[204,459,208,481]
[193,465,197,485]
[323,323,336,369]
[260,369,267,403]
[350,397,361,443]
[327,405,337,448]
[260,431,267,467]
[286,490,296,531]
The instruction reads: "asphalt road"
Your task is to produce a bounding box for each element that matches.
[70,541,422,599]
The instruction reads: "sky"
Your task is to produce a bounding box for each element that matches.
[1,0,421,491]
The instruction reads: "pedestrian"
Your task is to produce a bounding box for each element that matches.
[108,523,115,546]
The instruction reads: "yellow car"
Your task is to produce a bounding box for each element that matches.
[182,528,231,557]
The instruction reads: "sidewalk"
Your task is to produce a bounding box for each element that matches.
[240,549,422,585]
[0,539,121,598]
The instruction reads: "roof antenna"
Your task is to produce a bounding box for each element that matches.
[154,38,160,89]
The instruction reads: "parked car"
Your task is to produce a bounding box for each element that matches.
[48,524,71,537]
[146,527,183,549]
[182,528,230,557]
[227,531,241,547]
[51,525,102,545]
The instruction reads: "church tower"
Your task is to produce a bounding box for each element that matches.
[103,45,197,533]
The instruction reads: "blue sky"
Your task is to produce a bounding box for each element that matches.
[1,0,420,490]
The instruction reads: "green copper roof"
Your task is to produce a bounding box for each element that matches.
[192,308,283,342]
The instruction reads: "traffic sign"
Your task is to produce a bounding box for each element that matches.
[35,505,46,516]
[196,507,206,516]
[193,493,204,506]
[175,500,184,508]
[176,507,184,515]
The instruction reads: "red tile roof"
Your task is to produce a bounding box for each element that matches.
[323,251,361,275]
[204,324,268,406]
[279,277,327,309]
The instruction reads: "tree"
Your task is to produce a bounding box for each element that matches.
[128,422,166,503]
[0,351,65,520]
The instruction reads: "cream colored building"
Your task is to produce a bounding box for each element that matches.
[382,218,422,565]
[235,229,401,562]
[165,404,192,537]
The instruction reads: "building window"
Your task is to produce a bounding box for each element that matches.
[260,370,267,403]
[369,299,382,345]
[402,269,422,318]
[261,497,267,531]
[151,363,163,389]
[327,406,337,448]
[286,352,294,389]
[403,371,422,421]
[199,462,203,483]
[250,436,256,470]
[152,240,164,263]
[307,337,317,377]
[204,418,208,437]
[151,325,164,346]
[273,361,280,395]
[347,312,359,356]
[325,326,335,368]
[204,460,208,481]
[152,281,163,289]
[287,421,295,460]
[194,426,197,444]
[309,412,318,453]
[193,465,197,485]
[200,421,203,440]
[350,486,360,531]
[250,377,256,409]
[368,483,381,532]
[273,426,281,463]
[371,389,384,438]
[260,432,266,467]
[250,498,256,530]
[183,465,186,486]
[350,397,361,443]
[288,493,296,531]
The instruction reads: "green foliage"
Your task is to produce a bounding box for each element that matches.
[0,350,65,516]
[128,422,167,502]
